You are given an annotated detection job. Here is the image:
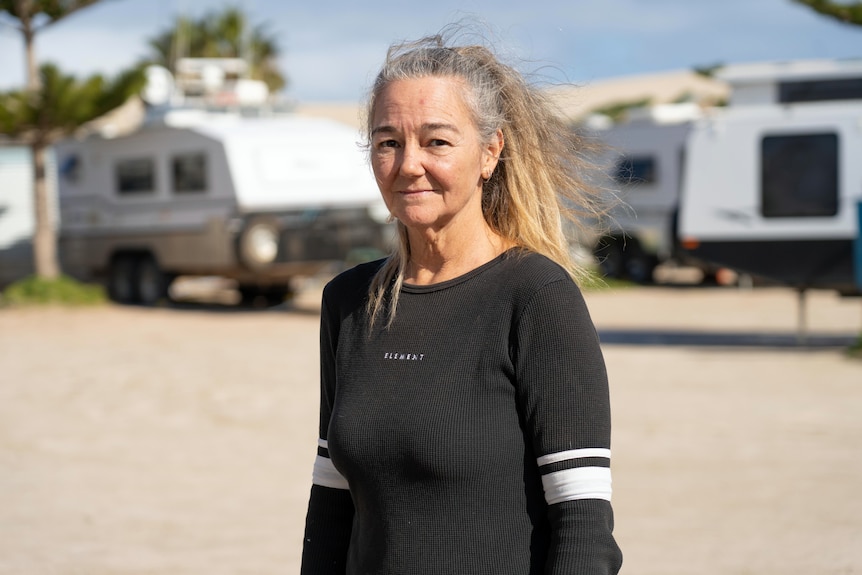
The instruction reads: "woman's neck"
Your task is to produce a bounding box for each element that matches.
[404,225,511,285]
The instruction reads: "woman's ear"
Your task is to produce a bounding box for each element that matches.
[483,129,505,177]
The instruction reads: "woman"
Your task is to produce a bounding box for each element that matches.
[301,32,622,575]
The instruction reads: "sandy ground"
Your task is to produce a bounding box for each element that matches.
[1,280,861,575]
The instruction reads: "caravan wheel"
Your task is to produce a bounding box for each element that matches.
[595,240,625,279]
[623,245,657,284]
[238,284,293,308]
[107,256,136,304]
[135,256,167,306]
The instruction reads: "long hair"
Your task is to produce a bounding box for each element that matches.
[363,31,605,328]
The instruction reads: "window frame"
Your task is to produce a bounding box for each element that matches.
[778,78,862,104]
[612,155,658,186]
[171,151,209,194]
[115,157,157,195]
[760,132,839,219]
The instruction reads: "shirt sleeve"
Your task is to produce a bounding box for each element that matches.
[300,288,355,575]
[511,278,623,574]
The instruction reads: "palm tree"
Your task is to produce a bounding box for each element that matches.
[0,0,144,280]
[791,0,862,26]
[146,5,286,93]
[0,0,100,91]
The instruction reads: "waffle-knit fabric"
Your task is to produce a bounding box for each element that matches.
[301,249,622,575]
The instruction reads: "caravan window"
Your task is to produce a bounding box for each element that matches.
[116,158,155,194]
[172,153,207,193]
[59,154,81,183]
[779,78,862,103]
[761,133,838,218]
[612,156,657,185]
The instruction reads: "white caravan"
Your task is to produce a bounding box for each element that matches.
[56,109,391,305]
[0,147,56,288]
[589,104,712,283]
[678,59,862,295]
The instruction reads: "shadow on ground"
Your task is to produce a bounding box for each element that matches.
[598,328,859,349]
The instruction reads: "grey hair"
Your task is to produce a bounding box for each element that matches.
[365,38,506,152]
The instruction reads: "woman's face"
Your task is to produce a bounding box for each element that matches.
[370,76,502,234]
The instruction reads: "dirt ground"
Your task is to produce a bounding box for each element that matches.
[1,279,861,575]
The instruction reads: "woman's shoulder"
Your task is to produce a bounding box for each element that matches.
[500,250,596,331]
[322,258,386,305]
[500,248,574,287]
[495,249,588,309]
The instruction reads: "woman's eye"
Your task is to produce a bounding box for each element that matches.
[429,139,450,147]
[376,139,399,149]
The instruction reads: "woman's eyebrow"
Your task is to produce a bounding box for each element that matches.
[371,125,397,136]
[370,122,460,136]
[422,122,459,133]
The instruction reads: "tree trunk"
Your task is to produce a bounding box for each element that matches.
[14,0,40,91]
[16,0,54,279]
[24,29,39,91]
[31,143,60,279]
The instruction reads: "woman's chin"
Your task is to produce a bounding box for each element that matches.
[392,208,444,230]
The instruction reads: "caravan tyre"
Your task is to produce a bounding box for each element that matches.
[238,284,292,308]
[107,256,137,304]
[623,246,657,285]
[135,256,167,306]
[595,240,625,279]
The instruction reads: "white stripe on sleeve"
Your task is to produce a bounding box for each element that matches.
[312,455,350,490]
[541,466,612,505]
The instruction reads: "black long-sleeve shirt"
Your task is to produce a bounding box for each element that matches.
[301,249,622,574]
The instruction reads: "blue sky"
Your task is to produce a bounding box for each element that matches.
[1,0,861,102]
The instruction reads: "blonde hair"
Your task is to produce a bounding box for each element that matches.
[364,31,604,328]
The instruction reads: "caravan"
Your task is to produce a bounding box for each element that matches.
[589,104,708,283]
[678,59,862,296]
[56,112,390,305]
[56,60,391,305]
[0,148,56,288]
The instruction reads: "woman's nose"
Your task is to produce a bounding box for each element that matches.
[399,144,424,177]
